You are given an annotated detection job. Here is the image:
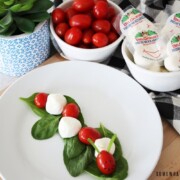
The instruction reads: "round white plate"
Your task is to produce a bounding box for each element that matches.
[0,61,163,180]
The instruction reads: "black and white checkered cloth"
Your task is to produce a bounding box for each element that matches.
[54,0,180,134]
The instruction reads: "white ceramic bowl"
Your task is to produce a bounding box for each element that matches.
[50,0,123,63]
[121,39,180,92]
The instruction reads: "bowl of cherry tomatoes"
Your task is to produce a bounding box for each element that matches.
[50,0,124,62]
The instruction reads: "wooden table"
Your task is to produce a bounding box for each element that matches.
[0,54,180,180]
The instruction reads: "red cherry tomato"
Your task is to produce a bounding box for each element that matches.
[52,8,66,25]
[92,19,111,34]
[73,0,94,12]
[108,31,119,43]
[92,32,108,47]
[78,127,101,145]
[62,103,80,118]
[82,29,94,44]
[65,7,78,20]
[93,1,108,19]
[55,22,69,38]
[107,6,116,20]
[69,14,92,29]
[64,27,82,45]
[96,150,116,175]
[34,93,48,108]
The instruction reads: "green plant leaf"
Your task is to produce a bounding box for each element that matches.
[64,136,86,159]
[0,22,16,36]
[26,0,53,14]
[86,125,128,180]
[20,93,49,117]
[0,7,7,16]
[25,12,50,22]
[64,146,94,177]
[14,16,35,33]
[4,0,15,6]
[32,115,60,140]
[0,11,12,28]
[10,4,22,12]
[86,156,128,180]
[16,3,34,12]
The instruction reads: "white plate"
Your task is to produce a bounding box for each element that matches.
[0,61,163,180]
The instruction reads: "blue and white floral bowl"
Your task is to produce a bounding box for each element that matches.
[0,21,50,77]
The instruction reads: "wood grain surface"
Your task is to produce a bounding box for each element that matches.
[0,54,180,180]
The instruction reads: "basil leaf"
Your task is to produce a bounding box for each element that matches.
[63,146,93,177]
[0,11,12,28]
[32,115,60,140]
[98,124,123,159]
[86,156,128,180]
[64,136,86,159]
[20,93,49,117]
[25,12,50,22]
[85,125,128,179]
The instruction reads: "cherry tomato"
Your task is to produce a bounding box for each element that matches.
[62,103,80,118]
[55,22,69,38]
[78,127,101,145]
[107,6,116,20]
[92,19,111,34]
[64,27,82,45]
[82,29,94,44]
[92,32,108,47]
[73,0,94,12]
[108,31,119,43]
[34,93,48,108]
[52,8,66,25]
[65,7,78,20]
[93,1,108,19]
[69,14,92,29]
[96,150,116,175]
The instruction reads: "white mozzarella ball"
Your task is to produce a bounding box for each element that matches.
[58,117,82,138]
[164,53,180,72]
[94,137,115,157]
[46,93,67,115]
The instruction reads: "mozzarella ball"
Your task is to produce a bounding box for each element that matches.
[46,93,67,115]
[58,117,82,138]
[94,137,115,157]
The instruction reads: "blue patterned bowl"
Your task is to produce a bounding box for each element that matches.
[0,21,50,77]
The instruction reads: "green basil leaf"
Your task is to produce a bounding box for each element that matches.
[64,136,86,159]
[14,16,35,33]
[98,124,123,159]
[32,115,60,140]
[20,93,49,117]
[64,146,93,177]
[86,156,128,180]
[86,125,128,179]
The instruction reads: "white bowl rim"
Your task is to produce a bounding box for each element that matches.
[50,0,124,52]
[122,39,180,77]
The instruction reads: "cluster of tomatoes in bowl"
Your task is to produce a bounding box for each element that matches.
[51,0,120,48]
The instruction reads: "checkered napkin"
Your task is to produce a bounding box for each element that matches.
[107,42,180,135]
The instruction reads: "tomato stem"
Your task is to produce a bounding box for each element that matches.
[87,138,100,153]
[107,134,117,153]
